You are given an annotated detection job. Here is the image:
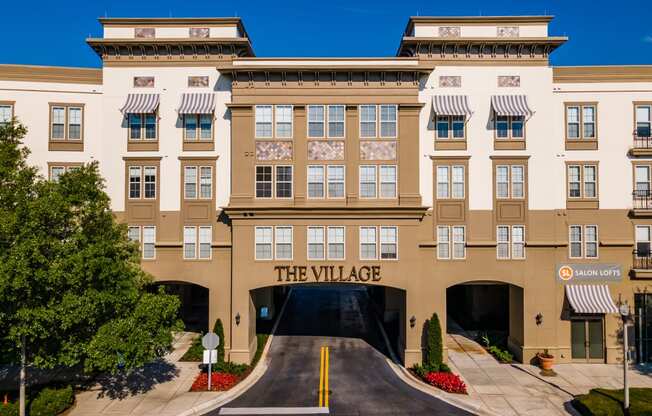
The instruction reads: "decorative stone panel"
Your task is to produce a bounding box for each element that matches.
[360,141,397,161]
[439,26,461,37]
[188,76,209,87]
[497,26,520,38]
[498,76,521,87]
[308,141,345,160]
[439,76,462,88]
[134,28,155,38]
[133,76,155,88]
[256,141,293,161]
[189,28,210,38]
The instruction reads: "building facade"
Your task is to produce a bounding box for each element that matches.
[2,15,652,367]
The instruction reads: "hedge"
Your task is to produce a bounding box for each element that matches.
[424,313,443,372]
[29,386,74,416]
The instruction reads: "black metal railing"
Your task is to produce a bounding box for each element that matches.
[634,252,652,270]
[634,131,652,149]
[633,191,652,210]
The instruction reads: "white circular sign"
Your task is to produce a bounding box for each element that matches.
[202,332,220,350]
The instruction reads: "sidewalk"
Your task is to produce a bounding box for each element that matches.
[447,331,652,416]
[69,332,224,416]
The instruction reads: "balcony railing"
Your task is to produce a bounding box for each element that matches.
[633,191,652,210]
[634,252,652,270]
[633,131,652,149]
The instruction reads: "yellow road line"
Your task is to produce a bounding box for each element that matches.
[318,346,325,407]
[324,346,329,408]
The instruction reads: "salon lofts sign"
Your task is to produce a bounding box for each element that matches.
[556,264,622,283]
[274,265,381,283]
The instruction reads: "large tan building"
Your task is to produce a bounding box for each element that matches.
[2,15,652,367]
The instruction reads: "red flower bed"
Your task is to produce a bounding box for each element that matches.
[424,372,467,394]
[190,372,240,391]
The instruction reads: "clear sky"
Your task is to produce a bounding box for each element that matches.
[1,0,651,68]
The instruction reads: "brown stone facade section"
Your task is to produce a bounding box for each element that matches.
[491,156,529,224]
[307,141,345,160]
[360,141,397,161]
[123,157,161,224]
[432,156,469,225]
[255,141,293,161]
[179,156,218,224]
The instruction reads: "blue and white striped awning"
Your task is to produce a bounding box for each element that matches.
[432,95,473,117]
[491,95,534,117]
[177,93,216,115]
[565,285,618,314]
[120,94,160,114]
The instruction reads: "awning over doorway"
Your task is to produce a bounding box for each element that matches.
[490,95,534,117]
[565,284,618,314]
[177,93,216,114]
[432,95,473,117]
[120,94,160,114]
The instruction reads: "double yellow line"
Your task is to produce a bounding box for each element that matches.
[318,346,329,407]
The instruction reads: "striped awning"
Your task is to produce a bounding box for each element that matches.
[432,95,473,117]
[491,95,534,117]
[565,285,618,314]
[177,93,216,115]
[120,94,160,114]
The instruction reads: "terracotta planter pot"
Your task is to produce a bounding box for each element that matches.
[538,353,554,371]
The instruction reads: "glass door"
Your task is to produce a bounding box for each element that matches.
[571,317,605,362]
[635,293,652,362]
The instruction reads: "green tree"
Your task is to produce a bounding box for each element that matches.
[424,313,443,372]
[0,120,182,415]
[213,318,225,364]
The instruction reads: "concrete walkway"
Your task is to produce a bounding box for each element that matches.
[69,332,225,416]
[447,331,652,416]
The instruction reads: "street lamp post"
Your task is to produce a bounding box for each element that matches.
[620,304,630,411]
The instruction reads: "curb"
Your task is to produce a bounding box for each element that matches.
[176,289,293,416]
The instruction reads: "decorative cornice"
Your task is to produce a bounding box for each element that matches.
[222,206,429,220]
[397,36,567,59]
[553,66,652,83]
[0,64,102,85]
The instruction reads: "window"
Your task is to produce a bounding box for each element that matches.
[184,166,212,199]
[585,225,598,258]
[495,165,525,199]
[360,105,377,138]
[636,105,651,138]
[143,167,156,199]
[636,166,651,197]
[184,114,213,141]
[307,165,325,198]
[275,166,293,198]
[328,105,345,138]
[275,226,293,260]
[0,104,12,126]
[50,166,65,182]
[359,165,377,198]
[567,164,598,199]
[380,226,398,260]
[437,166,450,199]
[437,226,465,259]
[436,116,465,139]
[495,115,524,139]
[50,104,83,141]
[142,226,156,259]
[255,105,273,138]
[327,166,345,198]
[569,225,583,258]
[275,105,293,138]
[255,166,272,198]
[199,226,212,259]
[128,226,140,243]
[379,165,397,198]
[497,225,525,260]
[255,226,273,260]
[307,227,325,260]
[566,104,597,140]
[636,225,651,258]
[129,167,142,199]
[308,105,325,138]
[359,227,377,260]
[569,225,599,259]
[327,226,345,260]
[380,105,397,138]
[128,113,157,141]
[183,226,197,259]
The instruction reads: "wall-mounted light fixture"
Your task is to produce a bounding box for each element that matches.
[535,313,543,326]
[235,312,241,326]
[410,316,416,328]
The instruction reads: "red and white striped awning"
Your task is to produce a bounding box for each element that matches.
[565,285,618,314]
[491,95,534,117]
[432,95,473,117]
[177,93,216,115]
[120,94,160,114]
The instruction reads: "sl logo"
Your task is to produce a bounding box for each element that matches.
[559,265,574,281]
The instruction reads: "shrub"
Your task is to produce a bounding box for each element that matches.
[488,345,513,363]
[424,313,443,372]
[439,363,451,373]
[180,335,203,362]
[410,364,427,379]
[0,402,19,416]
[190,372,239,391]
[424,372,467,394]
[215,360,249,376]
[213,319,225,364]
[29,386,74,416]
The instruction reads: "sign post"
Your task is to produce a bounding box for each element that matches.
[202,332,220,391]
[620,304,630,411]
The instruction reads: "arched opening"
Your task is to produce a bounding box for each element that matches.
[150,281,209,332]
[446,281,524,362]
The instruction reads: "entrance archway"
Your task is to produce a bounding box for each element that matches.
[150,281,209,332]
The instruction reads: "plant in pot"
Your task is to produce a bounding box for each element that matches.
[537,349,554,371]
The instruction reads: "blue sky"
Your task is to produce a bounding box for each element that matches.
[1,0,651,68]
